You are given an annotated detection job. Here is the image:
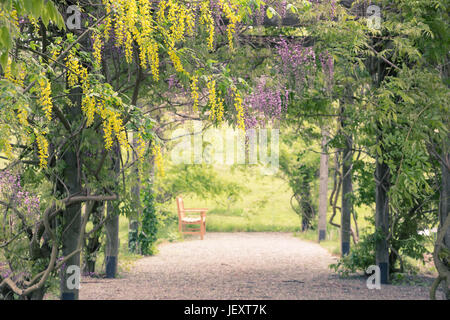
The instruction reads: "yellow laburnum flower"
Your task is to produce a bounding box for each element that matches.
[102,110,128,151]
[82,95,96,127]
[3,58,25,87]
[115,0,126,47]
[190,75,200,112]
[185,8,195,36]
[232,87,245,131]
[219,0,241,51]
[92,32,103,69]
[136,127,146,162]
[0,126,13,159]
[200,1,215,51]
[136,1,155,70]
[103,117,114,150]
[124,0,137,63]
[157,0,168,24]
[216,97,224,122]
[168,2,186,42]
[103,0,113,42]
[49,37,63,62]
[207,77,217,121]
[38,75,53,121]
[112,114,128,148]
[17,105,29,127]
[168,46,185,74]
[10,10,19,28]
[65,51,88,87]
[147,39,160,81]
[36,133,49,168]
[152,144,164,177]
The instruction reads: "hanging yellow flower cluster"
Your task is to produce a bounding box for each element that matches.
[103,0,113,42]
[151,144,164,177]
[17,105,29,127]
[147,39,160,81]
[65,50,88,88]
[92,32,103,69]
[219,0,241,51]
[200,1,215,51]
[3,58,25,87]
[167,1,186,42]
[135,1,153,67]
[64,44,129,152]
[36,133,49,168]
[206,78,225,122]
[101,109,128,150]
[216,97,225,122]
[124,0,138,63]
[135,127,146,163]
[0,124,13,160]
[50,38,62,62]
[106,0,198,78]
[207,77,217,121]
[10,9,19,28]
[232,87,245,131]
[81,94,96,127]
[190,75,200,112]
[38,75,53,122]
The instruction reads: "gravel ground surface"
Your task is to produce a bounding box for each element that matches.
[79,232,438,300]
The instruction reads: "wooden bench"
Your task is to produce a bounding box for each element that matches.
[176,196,207,240]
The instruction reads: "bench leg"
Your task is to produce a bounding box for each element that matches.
[200,221,205,240]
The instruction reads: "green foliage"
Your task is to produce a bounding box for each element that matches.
[155,163,247,203]
[329,231,379,277]
[138,186,159,256]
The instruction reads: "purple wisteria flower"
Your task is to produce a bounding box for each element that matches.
[276,37,317,92]
[0,170,40,218]
[244,78,289,129]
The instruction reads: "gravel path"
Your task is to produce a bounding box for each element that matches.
[79,232,436,300]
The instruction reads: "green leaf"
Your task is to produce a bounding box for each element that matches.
[23,0,33,13]
[0,26,11,50]
[31,0,44,19]
[41,8,49,27]
[286,4,298,14]
[266,7,276,19]
[45,1,58,21]
[0,51,8,70]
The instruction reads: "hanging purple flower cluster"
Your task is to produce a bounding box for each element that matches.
[275,1,288,19]
[0,170,40,218]
[276,37,317,92]
[330,0,337,18]
[244,77,289,128]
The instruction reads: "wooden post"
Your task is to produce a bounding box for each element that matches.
[341,133,353,256]
[318,128,329,242]
[375,135,390,284]
[59,86,82,301]
[105,146,120,279]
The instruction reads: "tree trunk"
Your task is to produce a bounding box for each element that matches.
[129,135,140,253]
[59,87,82,300]
[128,56,143,253]
[440,139,450,252]
[105,201,119,278]
[105,146,120,278]
[83,201,104,274]
[318,128,329,241]
[341,133,352,256]
[375,137,390,284]
[298,182,314,232]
